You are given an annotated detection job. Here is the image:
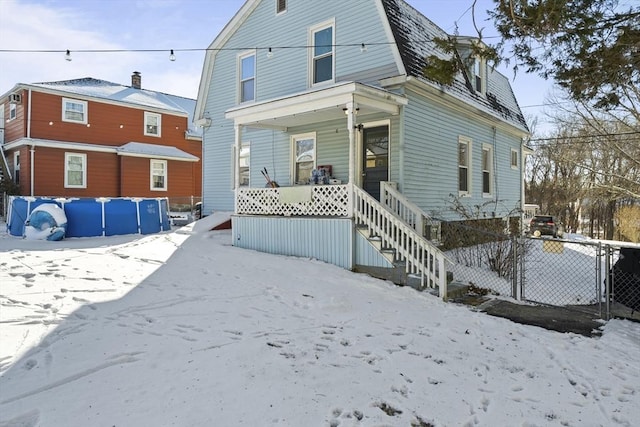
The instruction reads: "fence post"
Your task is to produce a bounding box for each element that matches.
[604,244,611,321]
[511,236,518,299]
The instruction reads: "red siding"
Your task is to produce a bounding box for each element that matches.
[3,89,201,199]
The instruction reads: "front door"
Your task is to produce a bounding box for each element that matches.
[362,125,389,200]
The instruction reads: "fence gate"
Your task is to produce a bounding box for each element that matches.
[519,237,640,321]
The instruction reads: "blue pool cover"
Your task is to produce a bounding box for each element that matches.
[6,196,171,238]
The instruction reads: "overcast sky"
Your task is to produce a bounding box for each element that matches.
[0,0,554,131]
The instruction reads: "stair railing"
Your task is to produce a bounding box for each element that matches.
[352,184,448,297]
[381,181,441,245]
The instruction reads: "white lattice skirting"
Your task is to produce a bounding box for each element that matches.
[236,184,351,217]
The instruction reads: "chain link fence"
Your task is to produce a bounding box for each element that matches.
[443,220,640,321]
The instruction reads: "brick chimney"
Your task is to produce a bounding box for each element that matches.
[131,71,141,89]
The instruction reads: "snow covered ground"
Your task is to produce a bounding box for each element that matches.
[1,214,639,426]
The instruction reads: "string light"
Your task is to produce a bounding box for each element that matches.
[65,50,72,61]
[169,49,176,61]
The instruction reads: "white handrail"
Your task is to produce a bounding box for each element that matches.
[381,181,440,244]
[353,184,448,297]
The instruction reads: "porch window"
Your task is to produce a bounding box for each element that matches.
[239,51,256,103]
[239,141,250,186]
[458,136,471,195]
[482,143,493,196]
[293,133,315,185]
[62,98,87,124]
[511,148,519,169]
[310,20,334,85]
[150,159,167,191]
[13,152,20,185]
[65,152,86,188]
[144,112,161,137]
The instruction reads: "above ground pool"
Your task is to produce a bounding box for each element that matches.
[6,196,171,239]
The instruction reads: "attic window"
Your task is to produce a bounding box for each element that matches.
[276,0,286,14]
[472,57,485,94]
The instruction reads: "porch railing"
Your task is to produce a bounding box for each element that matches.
[236,184,351,217]
[353,185,448,296]
[235,183,448,297]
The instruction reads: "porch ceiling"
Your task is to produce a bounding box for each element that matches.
[225,82,408,130]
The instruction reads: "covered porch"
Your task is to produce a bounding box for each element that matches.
[225,81,407,211]
[225,82,447,297]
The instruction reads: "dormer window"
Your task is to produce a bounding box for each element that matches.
[473,57,482,92]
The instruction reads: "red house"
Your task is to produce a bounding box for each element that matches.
[0,72,201,207]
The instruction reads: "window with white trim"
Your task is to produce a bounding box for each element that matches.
[65,152,86,188]
[150,159,167,191]
[276,0,287,14]
[239,141,250,186]
[458,136,471,195]
[310,20,334,85]
[144,112,161,137]
[511,148,519,169]
[469,56,485,94]
[239,51,256,103]
[9,103,16,120]
[62,98,87,124]
[13,152,20,185]
[292,133,315,184]
[482,143,493,196]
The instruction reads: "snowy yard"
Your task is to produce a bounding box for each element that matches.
[1,215,639,426]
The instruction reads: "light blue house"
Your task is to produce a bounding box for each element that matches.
[194,0,530,297]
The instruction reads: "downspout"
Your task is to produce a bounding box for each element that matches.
[398,104,405,191]
[28,89,34,196]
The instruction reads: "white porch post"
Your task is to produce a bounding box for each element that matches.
[346,100,356,185]
[233,124,241,213]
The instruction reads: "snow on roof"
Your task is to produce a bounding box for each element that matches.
[27,77,202,137]
[381,0,529,132]
[117,142,199,162]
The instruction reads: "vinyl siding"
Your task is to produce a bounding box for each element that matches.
[400,88,523,220]
[201,0,401,213]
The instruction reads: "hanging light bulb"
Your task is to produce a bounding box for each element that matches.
[267,47,273,58]
[65,50,72,61]
[169,49,176,61]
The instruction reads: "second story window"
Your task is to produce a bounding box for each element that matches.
[62,98,87,124]
[144,112,162,137]
[276,0,286,14]
[310,20,334,85]
[239,51,256,103]
[9,103,17,120]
